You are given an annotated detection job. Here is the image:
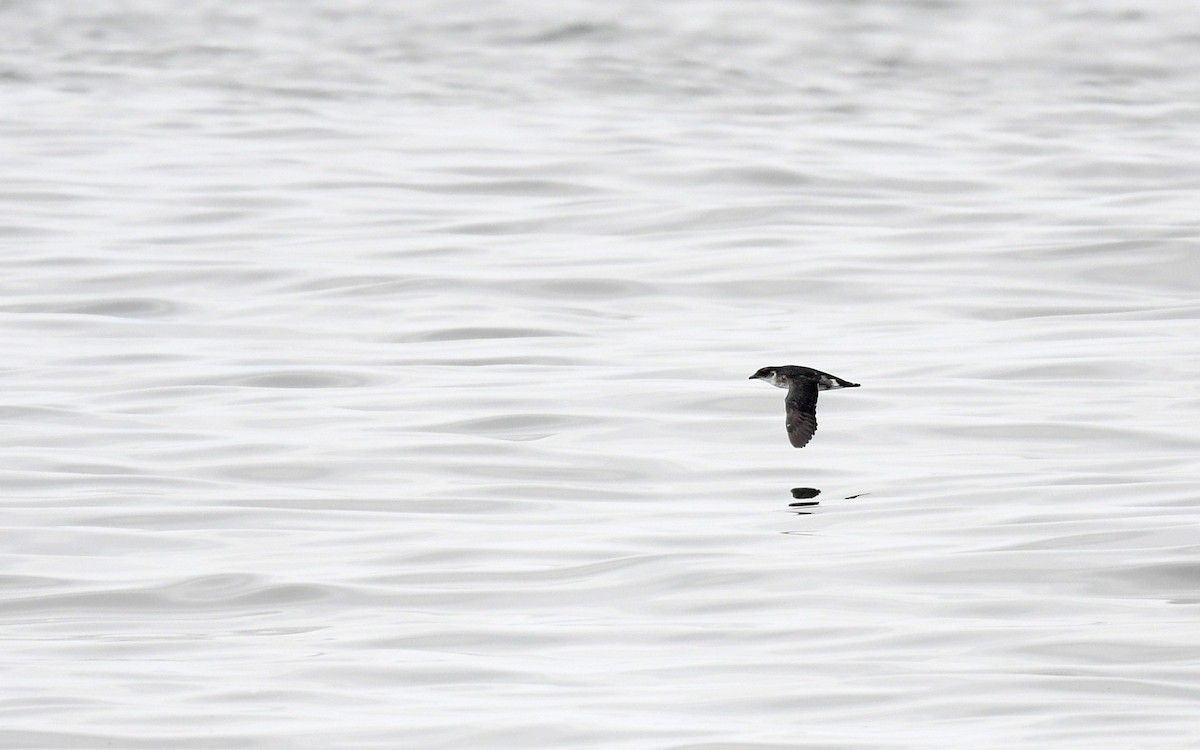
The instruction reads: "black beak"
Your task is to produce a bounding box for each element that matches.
[748,374,758,379]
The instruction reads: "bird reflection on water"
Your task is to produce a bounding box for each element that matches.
[785,487,869,515]
[789,486,820,513]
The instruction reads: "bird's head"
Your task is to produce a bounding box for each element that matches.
[749,367,788,388]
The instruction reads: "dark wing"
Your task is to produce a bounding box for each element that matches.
[784,381,819,448]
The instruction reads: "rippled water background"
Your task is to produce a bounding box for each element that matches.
[4,1,1200,747]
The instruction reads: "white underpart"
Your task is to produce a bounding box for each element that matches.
[758,372,846,390]
[819,375,846,390]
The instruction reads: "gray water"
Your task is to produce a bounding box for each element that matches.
[3,1,1200,748]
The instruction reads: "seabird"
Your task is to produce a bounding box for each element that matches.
[749,365,860,448]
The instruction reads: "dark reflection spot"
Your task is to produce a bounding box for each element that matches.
[790,487,821,499]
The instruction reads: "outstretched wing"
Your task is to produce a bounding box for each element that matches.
[784,381,819,448]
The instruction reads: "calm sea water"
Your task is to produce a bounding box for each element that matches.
[3,1,1199,748]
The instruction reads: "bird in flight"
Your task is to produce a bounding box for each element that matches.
[749,365,860,448]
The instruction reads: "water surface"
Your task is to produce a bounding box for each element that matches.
[2,1,1199,748]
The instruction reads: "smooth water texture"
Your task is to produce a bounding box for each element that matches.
[2,1,1200,748]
